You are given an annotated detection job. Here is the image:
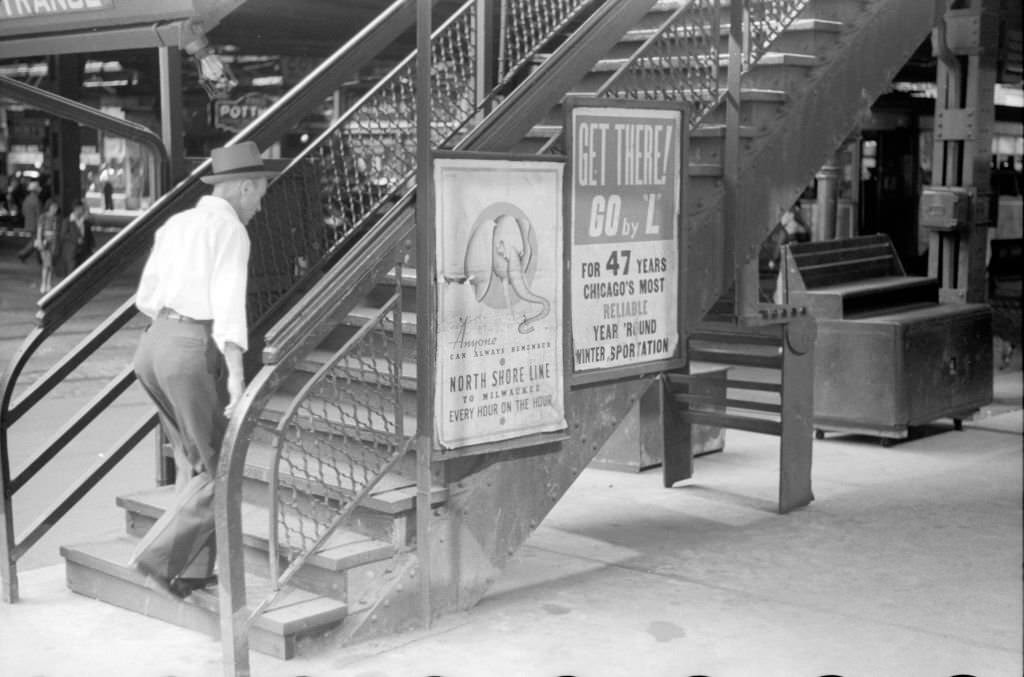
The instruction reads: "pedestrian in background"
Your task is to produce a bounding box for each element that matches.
[129,141,276,598]
[102,180,114,210]
[16,181,42,263]
[36,199,60,294]
[56,200,88,277]
[74,201,96,268]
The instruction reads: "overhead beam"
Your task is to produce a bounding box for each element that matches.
[0,0,245,59]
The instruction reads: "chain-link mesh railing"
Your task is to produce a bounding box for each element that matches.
[244,2,479,327]
[246,0,599,328]
[230,0,606,634]
[747,0,809,64]
[253,284,408,607]
[501,0,592,81]
[597,0,810,127]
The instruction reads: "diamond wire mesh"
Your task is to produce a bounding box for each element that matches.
[243,5,479,325]
[502,0,588,81]
[274,298,403,564]
[747,0,811,64]
[599,0,810,128]
[601,0,720,126]
[245,0,609,588]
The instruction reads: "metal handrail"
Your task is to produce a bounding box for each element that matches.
[214,0,611,670]
[0,0,423,604]
[0,75,169,198]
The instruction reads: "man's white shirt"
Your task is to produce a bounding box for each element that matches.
[136,195,250,353]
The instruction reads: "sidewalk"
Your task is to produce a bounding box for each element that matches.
[1,244,1021,677]
[0,407,1020,677]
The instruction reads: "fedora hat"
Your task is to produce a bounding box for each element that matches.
[200,141,278,184]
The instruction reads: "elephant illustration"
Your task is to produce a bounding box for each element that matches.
[461,211,551,334]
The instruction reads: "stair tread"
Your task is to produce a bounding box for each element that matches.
[296,351,418,390]
[61,536,347,636]
[382,267,419,286]
[593,51,819,71]
[243,437,445,513]
[347,305,418,331]
[566,87,786,103]
[620,18,844,43]
[117,486,395,572]
[262,388,419,441]
[529,123,761,139]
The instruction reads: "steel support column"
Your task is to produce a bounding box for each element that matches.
[926,0,998,303]
[414,0,435,631]
[815,153,842,241]
[158,46,186,185]
[53,54,83,215]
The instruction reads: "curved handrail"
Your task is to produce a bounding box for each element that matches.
[0,75,170,197]
[35,0,422,331]
[0,0,422,604]
[215,0,613,665]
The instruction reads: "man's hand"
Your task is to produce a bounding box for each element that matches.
[225,373,245,419]
[223,341,246,419]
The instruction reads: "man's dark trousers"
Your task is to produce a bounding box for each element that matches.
[132,314,228,580]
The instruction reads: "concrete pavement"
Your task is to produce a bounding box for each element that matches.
[1,242,1021,677]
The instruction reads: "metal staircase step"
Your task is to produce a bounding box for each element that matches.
[261,388,420,449]
[591,51,819,73]
[242,437,445,515]
[345,304,418,334]
[117,486,396,574]
[61,536,347,660]
[295,351,418,391]
[610,18,845,59]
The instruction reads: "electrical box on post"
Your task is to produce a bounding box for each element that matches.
[919,186,972,232]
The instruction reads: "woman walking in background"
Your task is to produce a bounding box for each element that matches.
[73,200,96,268]
[56,200,90,276]
[35,200,60,294]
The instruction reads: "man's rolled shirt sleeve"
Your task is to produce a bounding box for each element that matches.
[210,223,250,354]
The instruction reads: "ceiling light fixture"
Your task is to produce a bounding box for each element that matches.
[182,24,238,100]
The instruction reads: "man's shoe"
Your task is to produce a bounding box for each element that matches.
[139,571,186,599]
[170,575,218,598]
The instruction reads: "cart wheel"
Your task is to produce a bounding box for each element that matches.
[880,437,895,447]
[953,418,963,431]
[814,429,825,440]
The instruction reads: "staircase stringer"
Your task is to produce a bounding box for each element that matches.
[336,378,655,642]
[687,0,954,325]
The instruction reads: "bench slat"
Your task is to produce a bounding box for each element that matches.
[680,410,781,436]
[674,393,781,414]
[688,347,782,369]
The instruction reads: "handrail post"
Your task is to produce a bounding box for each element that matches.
[1,427,17,603]
[476,0,499,117]
[724,0,743,309]
[414,0,436,630]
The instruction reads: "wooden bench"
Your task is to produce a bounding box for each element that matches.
[780,234,992,444]
[780,234,939,318]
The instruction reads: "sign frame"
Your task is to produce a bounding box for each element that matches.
[431,150,570,455]
[564,96,689,386]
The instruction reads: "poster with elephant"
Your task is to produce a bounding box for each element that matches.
[433,155,567,449]
[567,100,685,373]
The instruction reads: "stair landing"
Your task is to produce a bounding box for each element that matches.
[61,537,348,660]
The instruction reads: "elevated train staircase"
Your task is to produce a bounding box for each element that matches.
[0,0,955,668]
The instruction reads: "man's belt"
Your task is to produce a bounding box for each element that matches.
[157,308,212,326]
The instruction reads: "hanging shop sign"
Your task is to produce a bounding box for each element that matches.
[567,99,684,373]
[213,92,276,133]
[0,0,114,22]
[434,155,566,449]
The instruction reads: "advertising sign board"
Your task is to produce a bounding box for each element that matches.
[567,101,685,373]
[433,156,566,449]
